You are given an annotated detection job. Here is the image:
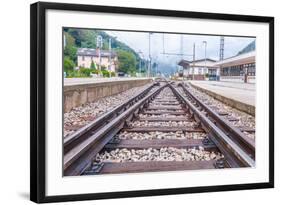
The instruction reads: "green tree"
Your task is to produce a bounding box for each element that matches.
[64,32,77,63]
[116,50,137,74]
[64,56,75,72]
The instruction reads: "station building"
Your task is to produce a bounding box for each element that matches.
[77,48,118,72]
[177,51,256,83]
[178,58,218,80]
[214,51,256,83]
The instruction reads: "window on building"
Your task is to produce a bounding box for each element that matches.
[240,66,244,76]
[82,56,85,61]
[247,63,256,76]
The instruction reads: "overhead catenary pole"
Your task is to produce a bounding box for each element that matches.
[138,51,143,76]
[139,58,141,75]
[148,32,153,78]
[192,43,195,80]
[162,33,165,54]
[180,35,184,58]
[203,41,207,74]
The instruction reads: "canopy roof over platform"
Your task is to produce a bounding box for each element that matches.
[214,51,255,67]
[178,58,218,68]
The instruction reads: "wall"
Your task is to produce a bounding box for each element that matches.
[220,76,256,83]
[77,55,118,71]
[0,1,279,205]
[64,79,152,112]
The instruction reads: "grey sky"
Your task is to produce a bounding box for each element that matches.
[106,30,255,65]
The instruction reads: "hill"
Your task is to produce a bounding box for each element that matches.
[237,40,256,55]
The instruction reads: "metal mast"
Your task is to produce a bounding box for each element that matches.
[219,36,224,60]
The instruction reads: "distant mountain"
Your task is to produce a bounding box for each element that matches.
[156,62,177,76]
[237,40,256,55]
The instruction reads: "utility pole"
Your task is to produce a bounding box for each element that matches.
[192,43,195,80]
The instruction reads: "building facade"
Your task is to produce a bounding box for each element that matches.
[77,48,118,72]
[178,58,218,80]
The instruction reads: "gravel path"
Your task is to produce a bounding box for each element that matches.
[64,84,153,137]
[94,147,223,163]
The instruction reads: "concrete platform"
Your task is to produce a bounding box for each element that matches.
[64,77,150,86]
[64,78,152,112]
[188,81,255,116]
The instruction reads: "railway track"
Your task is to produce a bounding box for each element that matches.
[64,81,255,176]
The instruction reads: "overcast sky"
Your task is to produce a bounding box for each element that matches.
[106,30,255,65]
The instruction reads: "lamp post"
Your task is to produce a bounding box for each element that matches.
[109,38,112,78]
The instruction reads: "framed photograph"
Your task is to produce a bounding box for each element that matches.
[30,1,274,203]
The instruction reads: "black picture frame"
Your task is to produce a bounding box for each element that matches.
[30,1,274,203]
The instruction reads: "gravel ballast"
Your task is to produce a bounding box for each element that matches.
[117,131,207,140]
[64,84,153,137]
[179,84,255,139]
[95,147,224,163]
[129,121,198,127]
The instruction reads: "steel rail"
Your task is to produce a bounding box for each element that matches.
[64,83,167,176]
[179,83,255,159]
[64,83,156,153]
[169,84,255,168]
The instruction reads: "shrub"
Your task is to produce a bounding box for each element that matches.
[101,69,110,77]
[110,71,116,77]
[91,68,99,74]
[79,67,91,77]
